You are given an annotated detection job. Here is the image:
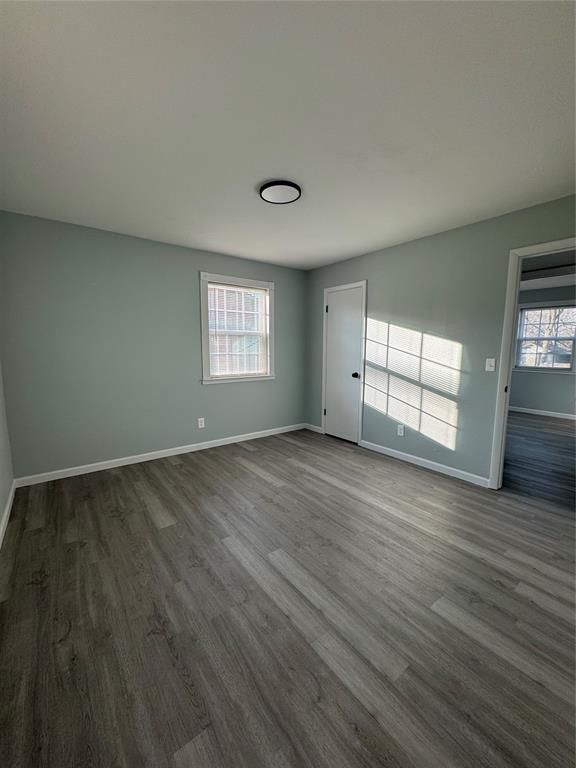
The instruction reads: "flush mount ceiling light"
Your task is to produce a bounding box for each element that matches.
[259,180,301,205]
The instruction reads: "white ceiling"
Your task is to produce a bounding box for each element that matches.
[1,2,574,269]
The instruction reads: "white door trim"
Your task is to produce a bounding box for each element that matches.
[321,280,367,440]
[488,236,576,489]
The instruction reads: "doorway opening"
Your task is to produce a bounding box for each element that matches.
[491,238,575,508]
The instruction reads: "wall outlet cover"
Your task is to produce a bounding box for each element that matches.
[198,417,205,429]
[397,424,405,436]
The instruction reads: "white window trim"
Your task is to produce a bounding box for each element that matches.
[200,272,275,384]
[513,302,576,374]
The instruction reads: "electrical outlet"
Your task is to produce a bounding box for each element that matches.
[198,417,205,429]
[397,424,404,437]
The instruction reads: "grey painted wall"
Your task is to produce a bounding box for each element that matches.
[306,195,575,479]
[0,259,14,521]
[0,212,307,477]
[510,285,576,415]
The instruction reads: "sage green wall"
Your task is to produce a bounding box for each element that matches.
[2,197,574,481]
[0,212,307,477]
[306,195,575,479]
[510,285,575,415]
[510,369,575,415]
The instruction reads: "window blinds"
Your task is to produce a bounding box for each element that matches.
[207,283,270,377]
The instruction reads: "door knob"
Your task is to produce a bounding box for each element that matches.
[351,371,360,379]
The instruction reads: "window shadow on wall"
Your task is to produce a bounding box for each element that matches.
[364,318,463,450]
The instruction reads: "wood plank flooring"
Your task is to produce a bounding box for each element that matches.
[503,411,575,509]
[0,429,574,767]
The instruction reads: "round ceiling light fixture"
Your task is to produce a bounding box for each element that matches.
[259,180,301,205]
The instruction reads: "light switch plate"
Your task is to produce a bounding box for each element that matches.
[485,358,496,372]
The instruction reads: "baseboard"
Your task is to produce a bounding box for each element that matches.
[12,424,491,495]
[0,480,16,551]
[15,423,311,488]
[358,440,491,488]
[303,423,324,434]
[509,406,576,421]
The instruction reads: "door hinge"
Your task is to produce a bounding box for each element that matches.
[323,409,326,416]
[325,305,329,313]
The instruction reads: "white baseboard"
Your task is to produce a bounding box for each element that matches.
[303,423,324,434]
[509,406,576,421]
[15,423,311,488]
[0,480,16,551]
[358,440,491,488]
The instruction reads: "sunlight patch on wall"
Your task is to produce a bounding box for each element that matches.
[364,318,462,450]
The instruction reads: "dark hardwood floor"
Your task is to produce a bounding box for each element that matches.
[503,411,575,509]
[0,429,574,767]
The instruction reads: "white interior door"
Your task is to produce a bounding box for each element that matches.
[324,282,366,442]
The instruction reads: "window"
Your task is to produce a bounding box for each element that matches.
[200,272,274,383]
[515,305,576,370]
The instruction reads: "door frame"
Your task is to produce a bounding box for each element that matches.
[488,237,575,488]
[321,280,367,440]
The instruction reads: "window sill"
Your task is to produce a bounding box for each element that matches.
[202,375,276,384]
[513,368,575,375]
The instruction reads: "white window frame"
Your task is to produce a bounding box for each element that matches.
[514,302,576,373]
[200,272,275,384]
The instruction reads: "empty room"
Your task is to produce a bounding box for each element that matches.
[0,2,574,767]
